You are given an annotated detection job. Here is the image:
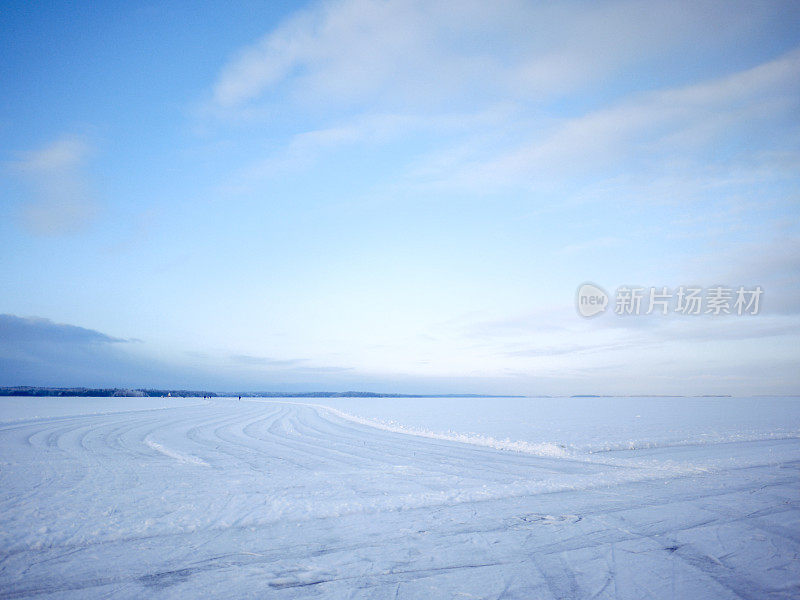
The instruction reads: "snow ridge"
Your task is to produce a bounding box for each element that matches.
[145,439,210,467]
[320,405,575,459]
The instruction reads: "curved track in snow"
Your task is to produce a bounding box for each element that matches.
[0,398,798,599]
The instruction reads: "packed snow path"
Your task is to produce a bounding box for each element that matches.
[0,398,797,599]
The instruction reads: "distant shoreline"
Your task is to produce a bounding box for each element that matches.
[0,387,523,399]
[1,388,784,399]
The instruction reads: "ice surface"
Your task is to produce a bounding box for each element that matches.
[0,396,798,598]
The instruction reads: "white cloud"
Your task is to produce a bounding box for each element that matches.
[422,46,800,191]
[9,136,100,236]
[13,136,90,173]
[222,106,512,189]
[210,0,784,113]
[206,0,800,203]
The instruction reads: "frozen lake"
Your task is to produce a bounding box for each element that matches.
[0,396,798,598]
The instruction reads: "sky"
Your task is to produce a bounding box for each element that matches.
[1,0,799,395]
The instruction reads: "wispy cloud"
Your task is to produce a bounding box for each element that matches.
[430,47,800,191]
[205,0,799,210]
[7,135,100,235]
[229,354,305,367]
[222,107,510,189]
[0,315,356,390]
[0,314,129,345]
[12,137,90,173]
[210,0,782,112]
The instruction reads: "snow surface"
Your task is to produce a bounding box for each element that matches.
[0,396,798,599]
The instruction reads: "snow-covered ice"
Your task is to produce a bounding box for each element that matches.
[0,396,798,599]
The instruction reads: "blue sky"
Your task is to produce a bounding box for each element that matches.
[1,0,799,395]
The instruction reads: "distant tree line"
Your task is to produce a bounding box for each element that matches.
[0,387,521,398]
[0,387,217,397]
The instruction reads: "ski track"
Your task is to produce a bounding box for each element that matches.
[0,398,798,599]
